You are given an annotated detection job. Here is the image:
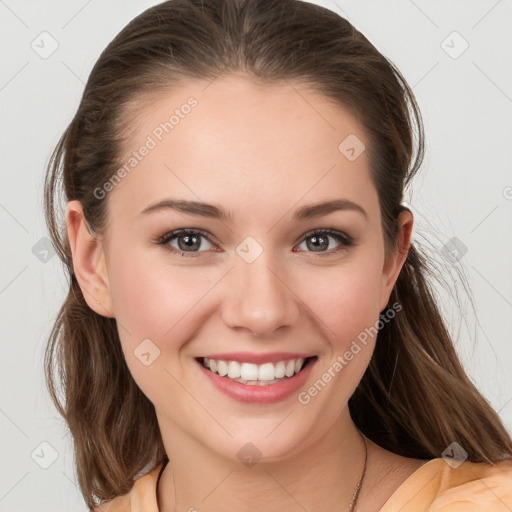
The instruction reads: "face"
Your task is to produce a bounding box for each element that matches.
[68,73,411,463]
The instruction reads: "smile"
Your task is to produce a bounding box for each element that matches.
[198,356,317,386]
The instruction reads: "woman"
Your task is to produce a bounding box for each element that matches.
[43,0,512,510]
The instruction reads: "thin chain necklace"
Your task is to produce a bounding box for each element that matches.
[157,431,369,512]
[348,430,368,512]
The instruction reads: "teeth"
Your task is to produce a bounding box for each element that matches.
[217,360,228,377]
[240,362,259,381]
[259,362,275,381]
[202,357,307,383]
[227,361,241,379]
[285,360,295,377]
[275,361,286,378]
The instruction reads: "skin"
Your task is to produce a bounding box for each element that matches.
[66,74,426,511]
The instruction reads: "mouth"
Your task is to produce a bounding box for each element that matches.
[195,356,318,386]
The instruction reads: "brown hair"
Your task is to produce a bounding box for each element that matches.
[43,0,512,509]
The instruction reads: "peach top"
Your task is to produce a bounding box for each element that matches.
[94,458,512,511]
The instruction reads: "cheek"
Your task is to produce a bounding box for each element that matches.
[106,253,213,396]
[296,256,384,344]
[292,255,384,418]
[109,256,211,340]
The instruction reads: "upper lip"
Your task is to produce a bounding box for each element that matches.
[198,352,316,365]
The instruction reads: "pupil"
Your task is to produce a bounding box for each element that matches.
[179,234,200,251]
[308,235,328,251]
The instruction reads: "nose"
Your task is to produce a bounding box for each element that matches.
[220,252,301,338]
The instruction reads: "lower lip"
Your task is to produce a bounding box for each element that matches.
[197,358,316,404]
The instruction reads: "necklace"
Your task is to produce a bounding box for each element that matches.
[156,431,368,512]
[348,430,368,512]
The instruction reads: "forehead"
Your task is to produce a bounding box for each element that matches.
[108,74,377,225]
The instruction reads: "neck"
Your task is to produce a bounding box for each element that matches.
[156,408,368,512]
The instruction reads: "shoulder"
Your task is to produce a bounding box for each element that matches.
[429,458,512,511]
[380,457,512,512]
[91,463,164,512]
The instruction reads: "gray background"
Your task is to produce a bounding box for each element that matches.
[1,0,511,510]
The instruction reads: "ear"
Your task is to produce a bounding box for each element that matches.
[66,200,114,317]
[378,208,414,312]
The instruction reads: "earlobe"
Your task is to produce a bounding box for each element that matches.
[66,200,114,317]
[378,208,414,312]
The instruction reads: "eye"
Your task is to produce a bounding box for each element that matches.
[295,229,355,255]
[155,227,355,258]
[156,229,216,257]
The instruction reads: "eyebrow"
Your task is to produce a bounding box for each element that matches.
[139,198,367,221]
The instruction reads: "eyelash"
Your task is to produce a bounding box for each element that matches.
[155,228,356,258]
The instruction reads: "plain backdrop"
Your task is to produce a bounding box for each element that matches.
[1,0,511,510]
